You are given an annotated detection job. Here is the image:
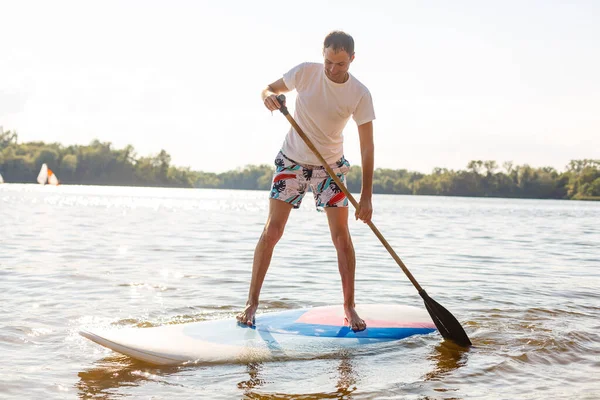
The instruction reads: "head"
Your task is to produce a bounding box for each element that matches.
[323,31,355,82]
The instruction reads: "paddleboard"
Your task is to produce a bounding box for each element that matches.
[80,304,436,365]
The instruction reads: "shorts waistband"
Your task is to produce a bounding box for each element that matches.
[279,151,345,170]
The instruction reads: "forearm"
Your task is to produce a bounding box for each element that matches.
[262,82,288,100]
[261,85,277,101]
[360,145,374,198]
[357,122,375,198]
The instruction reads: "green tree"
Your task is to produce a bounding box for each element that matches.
[587,178,600,196]
[0,130,18,149]
[35,149,59,168]
[60,154,78,180]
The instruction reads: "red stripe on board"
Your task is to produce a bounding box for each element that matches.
[296,308,435,329]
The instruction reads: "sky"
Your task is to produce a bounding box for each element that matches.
[1,0,599,174]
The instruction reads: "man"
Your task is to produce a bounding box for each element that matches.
[236,31,375,331]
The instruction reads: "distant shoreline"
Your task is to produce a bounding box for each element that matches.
[1,131,599,201]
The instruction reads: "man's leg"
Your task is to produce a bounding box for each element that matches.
[236,198,293,326]
[325,207,366,331]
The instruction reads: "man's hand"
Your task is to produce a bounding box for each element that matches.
[261,79,290,112]
[263,94,283,112]
[355,196,373,223]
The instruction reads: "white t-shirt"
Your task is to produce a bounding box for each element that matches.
[281,62,375,165]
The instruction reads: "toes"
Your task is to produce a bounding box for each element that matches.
[236,313,253,326]
[345,315,367,331]
[352,320,367,332]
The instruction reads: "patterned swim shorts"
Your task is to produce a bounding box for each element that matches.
[269,151,351,210]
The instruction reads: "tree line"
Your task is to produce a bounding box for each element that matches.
[1,130,598,200]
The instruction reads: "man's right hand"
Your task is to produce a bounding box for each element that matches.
[261,78,290,112]
[264,93,283,112]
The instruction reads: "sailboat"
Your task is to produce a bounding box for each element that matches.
[37,163,59,186]
[0,172,4,184]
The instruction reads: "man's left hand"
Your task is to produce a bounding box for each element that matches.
[355,196,373,223]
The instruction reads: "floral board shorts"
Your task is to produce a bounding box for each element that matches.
[269,151,351,210]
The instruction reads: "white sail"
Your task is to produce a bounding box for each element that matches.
[0,173,4,184]
[37,163,48,185]
[48,169,59,186]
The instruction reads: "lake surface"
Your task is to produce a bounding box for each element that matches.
[1,184,599,399]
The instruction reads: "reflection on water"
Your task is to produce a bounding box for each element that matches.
[237,363,267,393]
[76,353,364,400]
[335,357,358,398]
[239,355,358,400]
[76,356,186,398]
[423,342,469,382]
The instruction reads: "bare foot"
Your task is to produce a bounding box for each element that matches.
[344,305,366,331]
[236,303,258,327]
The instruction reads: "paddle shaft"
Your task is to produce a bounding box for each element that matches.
[276,95,424,293]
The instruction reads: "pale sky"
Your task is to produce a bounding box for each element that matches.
[1,0,598,173]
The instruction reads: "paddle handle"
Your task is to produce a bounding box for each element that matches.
[276,95,425,293]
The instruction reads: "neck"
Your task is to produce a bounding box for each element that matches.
[328,72,349,84]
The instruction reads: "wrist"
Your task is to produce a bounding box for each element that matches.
[262,85,277,100]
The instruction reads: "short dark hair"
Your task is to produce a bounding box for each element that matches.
[323,31,354,56]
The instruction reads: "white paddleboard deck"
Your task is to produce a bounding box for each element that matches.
[80,304,436,365]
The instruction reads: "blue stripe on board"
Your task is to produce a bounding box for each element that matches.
[257,323,435,339]
[255,327,286,356]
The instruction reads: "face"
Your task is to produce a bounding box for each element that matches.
[323,47,354,82]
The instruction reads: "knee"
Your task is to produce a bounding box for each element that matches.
[331,231,353,253]
[261,223,285,247]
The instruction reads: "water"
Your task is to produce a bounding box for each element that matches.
[1,184,599,399]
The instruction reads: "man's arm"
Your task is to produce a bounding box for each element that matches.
[356,121,374,223]
[262,78,290,111]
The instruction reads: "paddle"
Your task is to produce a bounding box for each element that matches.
[274,94,472,347]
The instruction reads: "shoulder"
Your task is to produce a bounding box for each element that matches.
[284,62,322,80]
[294,62,322,76]
[288,62,321,72]
[348,74,371,95]
[284,63,322,91]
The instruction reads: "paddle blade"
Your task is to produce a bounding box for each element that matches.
[420,290,472,347]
